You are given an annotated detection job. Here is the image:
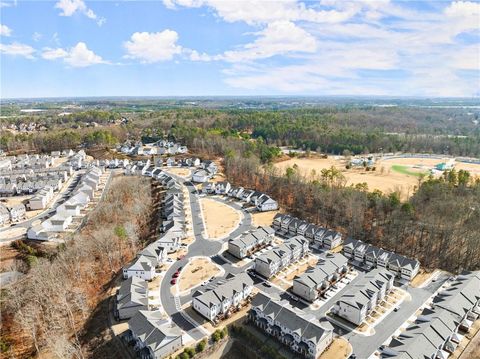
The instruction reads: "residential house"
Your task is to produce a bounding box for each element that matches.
[254,236,309,278]
[0,204,10,226]
[332,268,394,325]
[228,226,275,259]
[125,311,183,359]
[192,273,254,322]
[116,276,149,320]
[192,169,209,183]
[249,292,333,359]
[292,254,349,302]
[255,194,279,212]
[322,230,343,250]
[214,181,231,195]
[9,203,26,222]
[123,255,157,281]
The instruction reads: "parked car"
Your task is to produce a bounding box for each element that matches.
[264,282,272,288]
[173,272,179,278]
[170,279,177,285]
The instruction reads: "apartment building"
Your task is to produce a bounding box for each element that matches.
[249,292,333,359]
[228,226,275,259]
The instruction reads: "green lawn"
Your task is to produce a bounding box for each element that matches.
[391,165,427,177]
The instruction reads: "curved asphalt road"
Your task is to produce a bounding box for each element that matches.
[159,177,254,341]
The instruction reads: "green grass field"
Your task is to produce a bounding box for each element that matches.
[391,165,427,177]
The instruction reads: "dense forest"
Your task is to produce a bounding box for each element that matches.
[1,105,480,156]
[1,177,153,358]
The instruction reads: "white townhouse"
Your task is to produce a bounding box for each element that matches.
[386,271,480,359]
[125,311,183,359]
[255,194,279,212]
[192,169,209,183]
[192,273,254,322]
[122,255,157,281]
[342,238,420,281]
[0,204,10,226]
[28,186,54,210]
[292,254,349,302]
[332,268,394,325]
[249,292,334,359]
[116,276,149,320]
[254,236,309,278]
[228,226,275,259]
[214,181,231,195]
[8,203,26,222]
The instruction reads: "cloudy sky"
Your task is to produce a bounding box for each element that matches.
[1,0,479,98]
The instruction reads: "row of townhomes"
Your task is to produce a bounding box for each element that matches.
[192,273,254,323]
[249,292,334,359]
[191,160,218,183]
[119,169,185,359]
[28,186,54,210]
[119,140,188,156]
[227,226,275,259]
[254,235,309,278]
[272,213,343,249]
[116,276,149,320]
[332,268,395,325]
[27,166,104,240]
[384,271,480,359]
[292,253,349,302]
[157,156,201,168]
[93,158,130,169]
[122,173,186,281]
[124,311,183,359]
[0,203,27,226]
[0,163,74,197]
[342,238,420,281]
[203,182,279,212]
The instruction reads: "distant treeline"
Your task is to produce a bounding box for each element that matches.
[2,106,480,157]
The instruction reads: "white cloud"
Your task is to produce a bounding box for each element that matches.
[0,24,12,36]
[221,21,317,62]
[42,47,68,60]
[32,32,43,42]
[0,42,35,59]
[41,42,106,67]
[54,0,105,25]
[124,30,183,63]
[164,0,360,25]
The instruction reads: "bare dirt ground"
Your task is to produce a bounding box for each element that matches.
[164,167,191,177]
[200,198,241,239]
[0,245,22,272]
[274,155,480,199]
[251,210,279,227]
[320,337,352,359]
[410,268,435,288]
[176,257,222,293]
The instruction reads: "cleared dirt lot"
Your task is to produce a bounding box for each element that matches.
[251,210,279,227]
[274,156,480,199]
[164,167,191,177]
[320,337,352,359]
[200,198,241,239]
[176,257,222,293]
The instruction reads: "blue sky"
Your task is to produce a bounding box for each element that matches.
[1,0,479,98]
